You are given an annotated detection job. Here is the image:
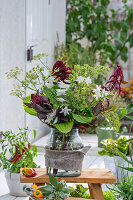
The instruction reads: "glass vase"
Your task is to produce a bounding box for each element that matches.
[45,128,84,177]
[46,128,83,150]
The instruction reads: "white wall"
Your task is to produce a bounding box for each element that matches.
[0,0,66,141]
[0,0,26,132]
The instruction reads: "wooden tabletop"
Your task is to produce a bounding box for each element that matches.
[20,168,116,184]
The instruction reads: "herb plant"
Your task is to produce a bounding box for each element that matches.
[23,173,70,200]
[0,128,37,173]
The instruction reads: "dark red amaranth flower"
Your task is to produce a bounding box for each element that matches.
[52,60,73,84]
[31,90,43,108]
[105,65,128,99]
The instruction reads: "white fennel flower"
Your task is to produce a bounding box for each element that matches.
[44,69,50,78]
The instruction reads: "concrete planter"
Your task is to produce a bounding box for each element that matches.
[103,155,130,181]
[5,171,31,196]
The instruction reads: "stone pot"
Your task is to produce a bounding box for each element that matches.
[103,155,131,181]
[5,171,31,196]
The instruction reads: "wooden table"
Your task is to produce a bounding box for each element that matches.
[20,168,117,200]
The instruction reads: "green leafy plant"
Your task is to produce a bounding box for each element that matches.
[69,184,116,200]
[98,137,129,157]
[0,128,38,173]
[66,0,133,67]
[23,173,70,200]
[69,184,90,198]
[116,103,133,172]
[109,173,133,200]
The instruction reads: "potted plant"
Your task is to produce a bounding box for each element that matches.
[0,128,38,196]
[98,135,129,180]
[6,54,128,176]
[108,172,133,200]
[23,173,70,200]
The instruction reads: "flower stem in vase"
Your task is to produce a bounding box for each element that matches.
[61,132,66,150]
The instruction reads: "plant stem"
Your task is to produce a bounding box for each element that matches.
[62,133,66,150]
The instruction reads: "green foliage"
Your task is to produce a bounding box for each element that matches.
[66,0,133,67]
[69,184,90,198]
[69,184,116,200]
[103,110,121,133]
[22,95,37,116]
[103,191,116,200]
[39,173,70,200]
[109,173,133,200]
[6,53,49,98]
[116,103,133,172]
[54,120,74,134]
[98,137,129,157]
[72,113,92,124]
[0,128,38,173]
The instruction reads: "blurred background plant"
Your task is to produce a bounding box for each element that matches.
[59,0,133,69]
[122,79,133,102]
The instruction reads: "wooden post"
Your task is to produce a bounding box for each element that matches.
[88,183,104,200]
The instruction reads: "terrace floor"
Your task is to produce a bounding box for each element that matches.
[0,133,123,200]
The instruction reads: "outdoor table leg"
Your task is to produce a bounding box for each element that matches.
[88,183,104,200]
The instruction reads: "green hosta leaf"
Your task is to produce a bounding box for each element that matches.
[54,120,74,134]
[22,95,37,116]
[72,113,92,124]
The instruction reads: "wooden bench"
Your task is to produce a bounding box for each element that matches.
[20,168,116,200]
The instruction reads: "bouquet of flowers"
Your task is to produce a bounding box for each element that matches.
[6,54,128,135]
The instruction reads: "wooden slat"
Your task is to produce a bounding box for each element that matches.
[20,168,116,184]
[29,197,94,200]
[68,198,94,200]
